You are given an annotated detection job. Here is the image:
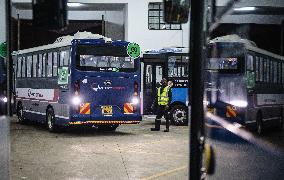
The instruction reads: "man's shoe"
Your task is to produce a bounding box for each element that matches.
[164,129,169,132]
[151,128,160,131]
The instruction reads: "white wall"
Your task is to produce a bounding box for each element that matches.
[126,0,189,50]
[0,0,6,43]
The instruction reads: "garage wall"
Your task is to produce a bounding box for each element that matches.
[11,0,189,50]
[8,0,284,50]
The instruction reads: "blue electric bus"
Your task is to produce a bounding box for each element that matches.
[13,32,142,132]
[142,47,189,125]
[206,35,284,134]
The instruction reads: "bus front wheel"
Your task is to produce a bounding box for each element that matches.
[17,103,25,124]
[169,105,188,126]
[256,113,264,135]
[46,108,59,133]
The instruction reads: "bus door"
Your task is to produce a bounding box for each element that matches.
[143,63,165,114]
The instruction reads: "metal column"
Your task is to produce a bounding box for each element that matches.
[189,0,207,179]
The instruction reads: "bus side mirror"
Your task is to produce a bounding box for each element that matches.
[163,0,190,24]
[32,0,68,29]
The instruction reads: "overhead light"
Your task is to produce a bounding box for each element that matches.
[67,2,82,7]
[234,7,256,11]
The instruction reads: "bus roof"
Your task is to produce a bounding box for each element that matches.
[143,47,189,55]
[210,34,284,61]
[12,31,113,55]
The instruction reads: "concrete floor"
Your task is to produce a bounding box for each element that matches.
[10,116,189,180]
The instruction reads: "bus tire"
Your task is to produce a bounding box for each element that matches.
[97,124,119,131]
[256,112,264,135]
[17,103,26,124]
[46,108,59,133]
[170,105,188,126]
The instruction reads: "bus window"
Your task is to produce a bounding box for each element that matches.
[21,57,26,78]
[47,52,53,77]
[274,61,277,83]
[145,65,152,89]
[255,57,259,81]
[27,56,32,78]
[246,55,254,71]
[59,51,64,66]
[282,63,284,84]
[270,60,273,83]
[263,58,267,82]
[38,54,42,78]
[207,58,239,71]
[259,57,263,82]
[278,62,281,84]
[33,54,37,77]
[59,50,70,66]
[168,56,189,77]
[17,57,22,78]
[42,53,46,77]
[53,52,58,76]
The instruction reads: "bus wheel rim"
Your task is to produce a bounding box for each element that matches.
[173,109,185,123]
[257,122,262,134]
[19,108,23,122]
[48,114,53,129]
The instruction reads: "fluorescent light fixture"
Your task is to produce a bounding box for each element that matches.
[234,7,256,11]
[230,100,248,108]
[67,2,82,7]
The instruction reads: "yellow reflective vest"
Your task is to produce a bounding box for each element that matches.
[157,86,170,105]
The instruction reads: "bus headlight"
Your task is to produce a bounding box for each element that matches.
[1,97,7,103]
[230,100,247,107]
[72,96,81,105]
[131,97,139,105]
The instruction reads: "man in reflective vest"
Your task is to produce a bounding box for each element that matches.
[151,78,172,132]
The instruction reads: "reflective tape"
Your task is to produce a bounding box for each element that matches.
[69,120,140,125]
[124,103,134,114]
[80,103,91,114]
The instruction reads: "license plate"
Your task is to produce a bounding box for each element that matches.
[102,106,113,115]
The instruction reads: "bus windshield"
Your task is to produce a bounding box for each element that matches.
[76,45,136,72]
[206,42,244,73]
[207,57,239,70]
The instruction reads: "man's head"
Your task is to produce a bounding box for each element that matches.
[160,78,167,86]
[168,81,173,87]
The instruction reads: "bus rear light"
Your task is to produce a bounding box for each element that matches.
[131,97,139,105]
[133,81,139,113]
[72,96,81,105]
[134,81,138,96]
[1,97,7,103]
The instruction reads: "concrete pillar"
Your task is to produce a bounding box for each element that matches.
[0,116,10,180]
[0,0,6,42]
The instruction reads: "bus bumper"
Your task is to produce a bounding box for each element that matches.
[68,115,142,125]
